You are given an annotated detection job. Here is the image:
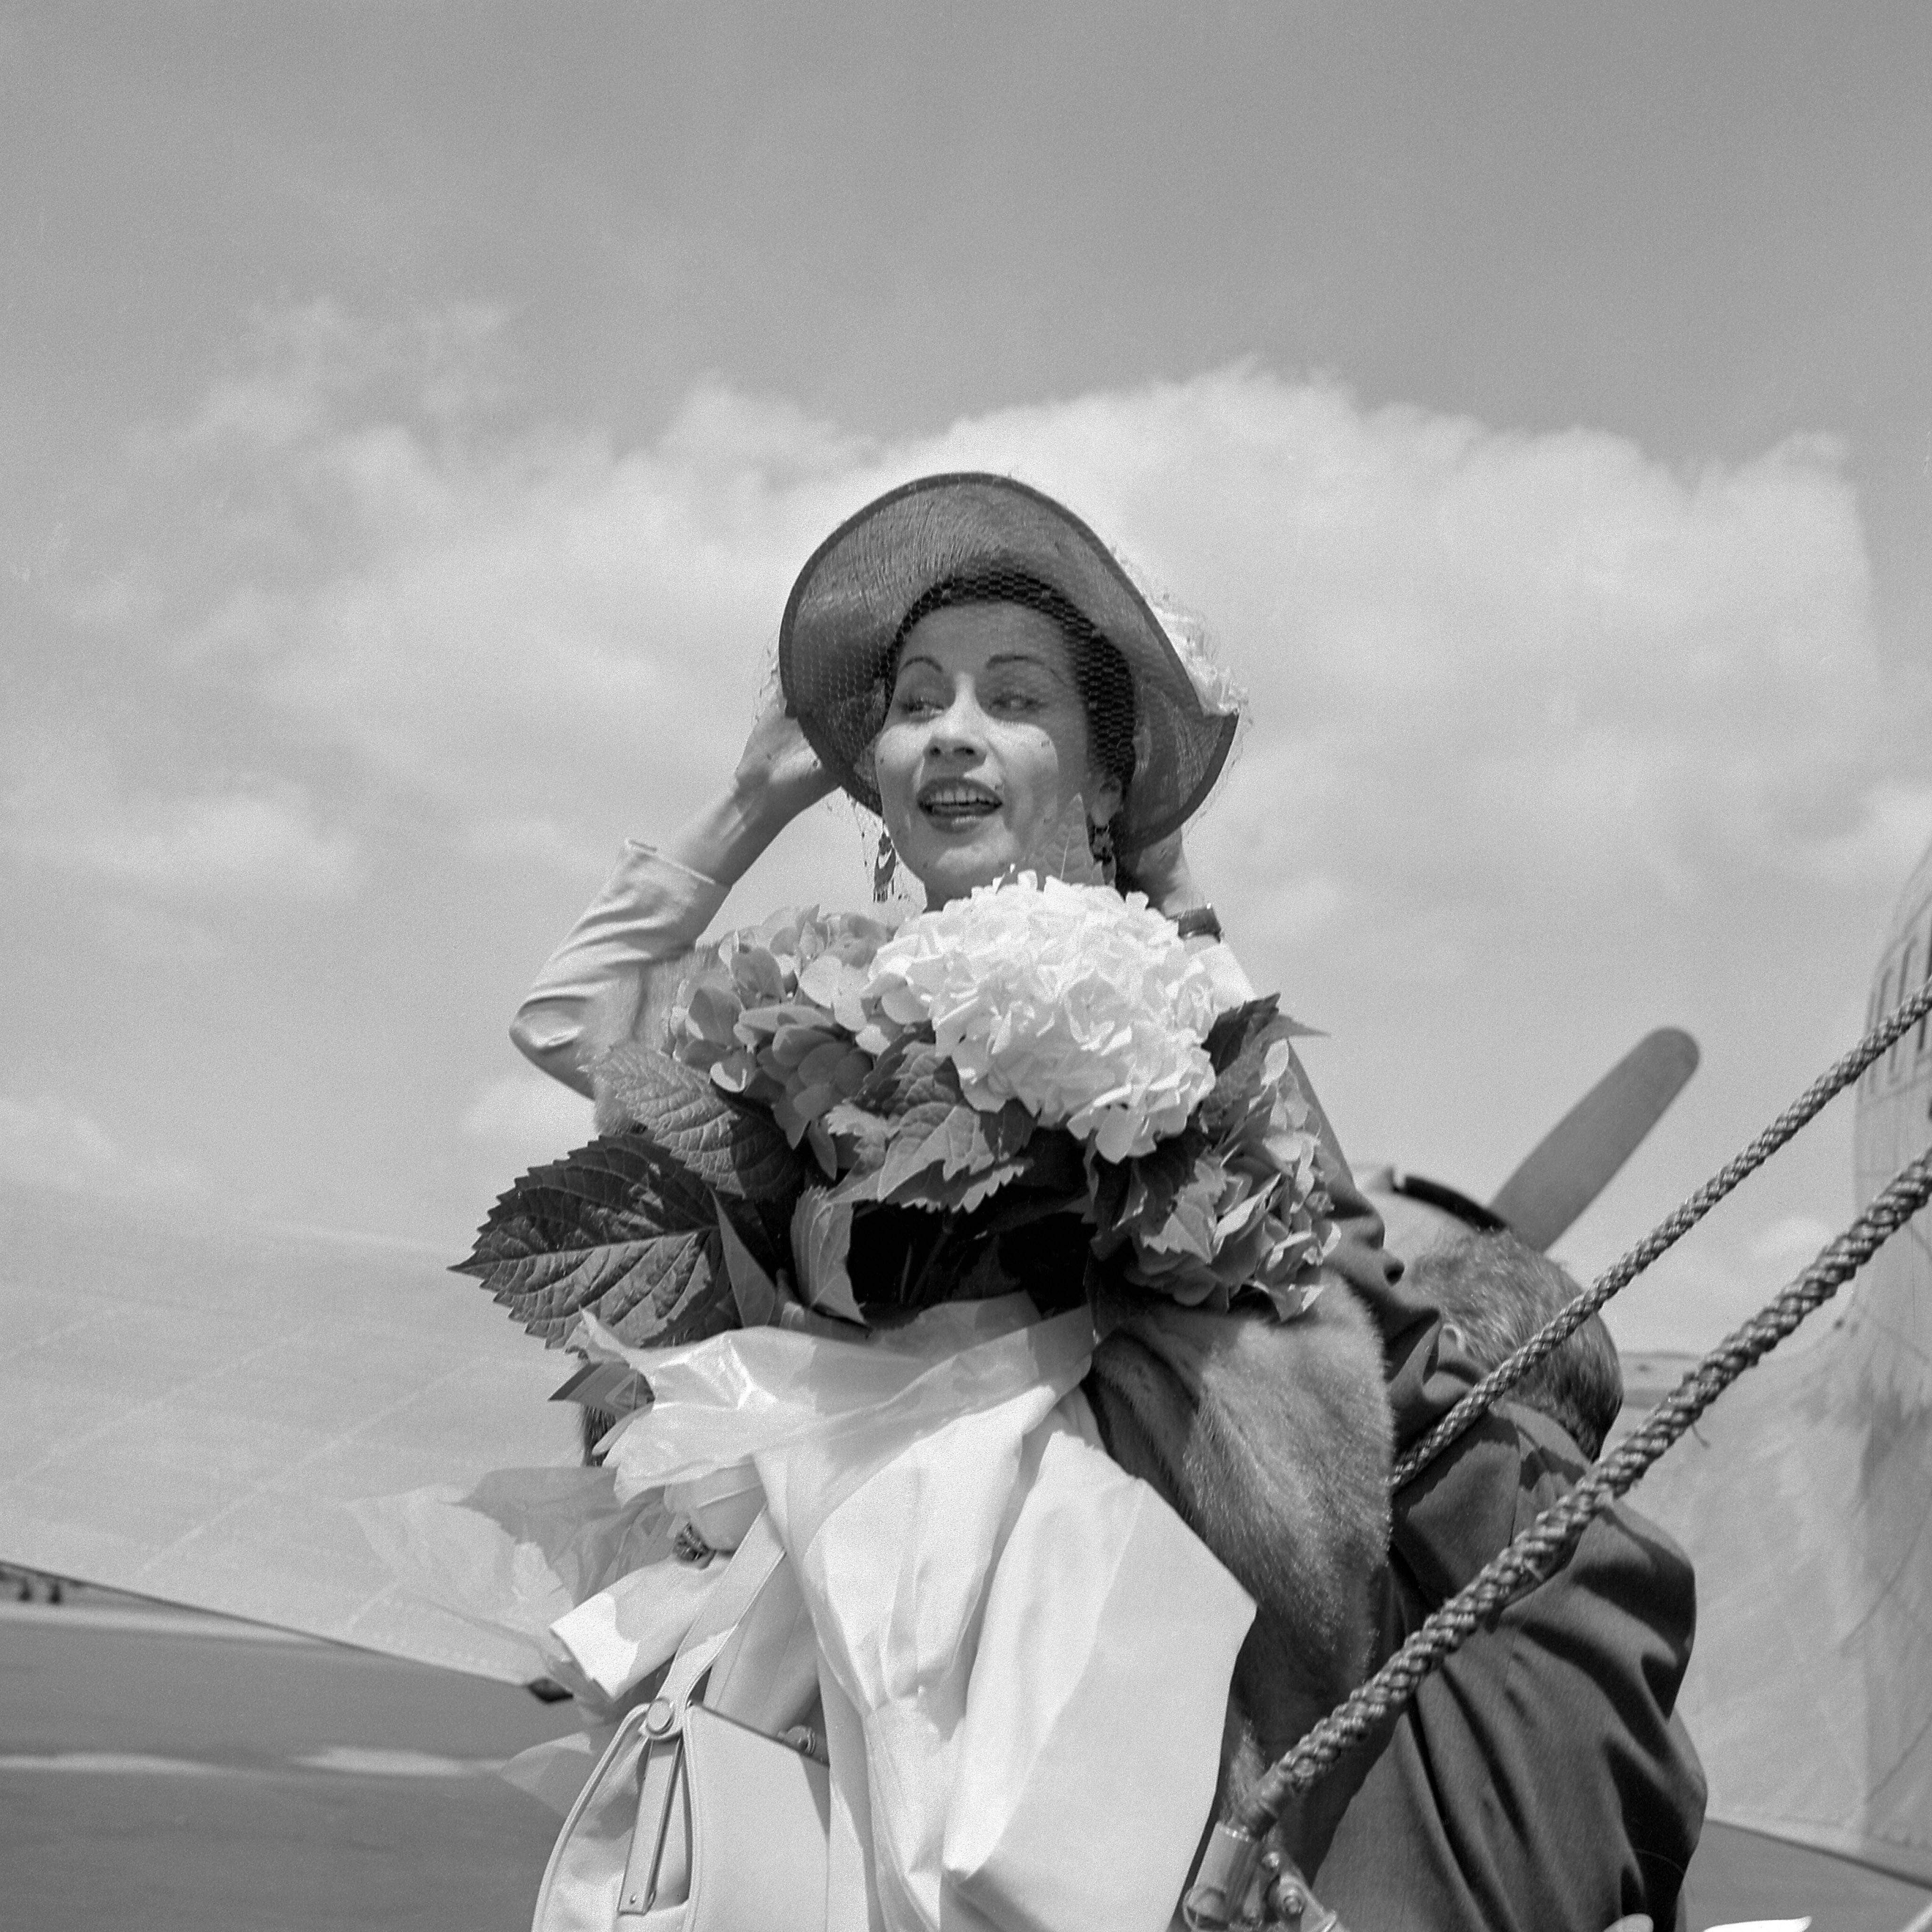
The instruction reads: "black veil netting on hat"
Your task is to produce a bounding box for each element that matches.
[778,474,1242,853]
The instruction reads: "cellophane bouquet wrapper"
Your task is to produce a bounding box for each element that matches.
[557,1298,1253,1931]
[349,1463,672,1686]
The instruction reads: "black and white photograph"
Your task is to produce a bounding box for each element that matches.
[3,8,1930,1929]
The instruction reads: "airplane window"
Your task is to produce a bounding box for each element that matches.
[1895,942,1915,1076]
[1875,964,1897,1087]
[1920,914,1932,1056]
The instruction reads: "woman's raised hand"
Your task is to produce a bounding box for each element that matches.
[654,694,841,890]
[1122,827,1205,919]
[731,694,841,828]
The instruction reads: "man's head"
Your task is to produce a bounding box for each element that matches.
[1407,1231,1623,1460]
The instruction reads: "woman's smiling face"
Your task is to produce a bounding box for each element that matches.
[869,601,1121,907]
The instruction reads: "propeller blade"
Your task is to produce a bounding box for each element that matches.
[1487,1027,1699,1249]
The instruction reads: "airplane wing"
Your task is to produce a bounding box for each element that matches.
[0,1181,576,1682]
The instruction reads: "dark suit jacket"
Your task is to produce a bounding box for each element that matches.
[1295,1152,1707,1931]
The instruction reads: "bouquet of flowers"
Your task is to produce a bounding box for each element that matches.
[458,875,1338,1351]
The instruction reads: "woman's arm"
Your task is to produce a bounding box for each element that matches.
[510,700,837,1094]
[653,696,841,885]
[1121,827,1210,918]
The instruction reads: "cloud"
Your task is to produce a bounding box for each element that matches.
[0,1091,200,1199]
[917,387,1885,913]
[458,813,615,883]
[27,309,1926,1351]
[57,322,1900,943]
[1,741,361,903]
[174,302,515,458]
[1787,781,1932,889]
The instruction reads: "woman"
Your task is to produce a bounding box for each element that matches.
[511,473,1244,1094]
[512,474,1704,1930]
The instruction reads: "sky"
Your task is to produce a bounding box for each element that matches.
[4,3,1931,1353]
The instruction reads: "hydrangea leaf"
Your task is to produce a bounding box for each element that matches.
[455,1134,739,1349]
[715,1203,780,1327]
[1203,996,1282,1073]
[1198,1002,1307,1140]
[846,1032,960,1119]
[1131,1156,1230,1263]
[591,1044,804,1203]
[1005,791,1108,889]
[1203,994,1321,1069]
[822,1033,989,1191]
[874,1098,1039,1209]
[821,1098,894,1171]
[1088,1124,1211,1257]
[789,1180,873,1325]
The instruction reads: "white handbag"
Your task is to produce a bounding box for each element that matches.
[530,1513,831,1932]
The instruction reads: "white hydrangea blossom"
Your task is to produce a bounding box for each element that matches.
[863,875,1245,1163]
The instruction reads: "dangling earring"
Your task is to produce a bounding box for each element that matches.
[1087,816,1116,887]
[873,827,898,903]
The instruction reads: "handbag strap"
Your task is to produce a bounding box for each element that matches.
[615,1512,792,1921]
[532,1513,799,1932]
[656,1510,786,1715]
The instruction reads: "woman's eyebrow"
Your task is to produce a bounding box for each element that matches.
[896,650,1061,675]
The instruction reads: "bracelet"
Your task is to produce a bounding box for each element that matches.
[1173,906,1223,942]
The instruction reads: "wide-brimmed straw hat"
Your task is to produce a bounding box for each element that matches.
[778,473,1242,851]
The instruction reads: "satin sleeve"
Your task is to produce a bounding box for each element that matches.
[509,842,730,1096]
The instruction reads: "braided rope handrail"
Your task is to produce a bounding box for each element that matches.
[1390,974,1932,1493]
[1233,1142,1932,1833]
